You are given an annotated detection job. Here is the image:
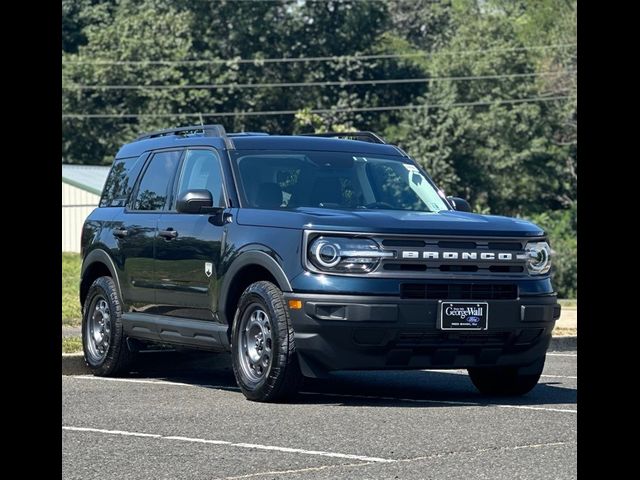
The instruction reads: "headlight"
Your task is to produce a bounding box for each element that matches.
[525,241,552,275]
[308,236,393,273]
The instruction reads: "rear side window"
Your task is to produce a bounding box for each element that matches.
[99,155,145,207]
[130,150,182,211]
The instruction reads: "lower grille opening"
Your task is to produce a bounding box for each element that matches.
[384,263,428,272]
[487,242,523,251]
[439,265,478,272]
[437,241,477,249]
[382,239,426,247]
[400,283,518,300]
[489,265,524,273]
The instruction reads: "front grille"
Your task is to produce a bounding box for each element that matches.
[373,234,535,277]
[400,283,518,300]
[304,231,543,278]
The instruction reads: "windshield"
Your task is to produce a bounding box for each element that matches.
[231,150,450,212]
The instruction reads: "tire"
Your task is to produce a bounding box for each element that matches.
[468,357,545,396]
[231,281,303,402]
[82,276,134,376]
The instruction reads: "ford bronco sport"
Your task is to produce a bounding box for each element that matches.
[80,125,561,402]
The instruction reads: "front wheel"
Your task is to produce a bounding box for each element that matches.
[468,357,545,396]
[231,281,303,402]
[82,276,134,375]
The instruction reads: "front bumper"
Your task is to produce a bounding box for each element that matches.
[284,293,560,378]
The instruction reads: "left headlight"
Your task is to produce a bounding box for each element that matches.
[307,236,393,273]
[525,241,552,275]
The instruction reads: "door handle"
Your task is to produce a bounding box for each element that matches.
[113,227,128,238]
[159,228,178,240]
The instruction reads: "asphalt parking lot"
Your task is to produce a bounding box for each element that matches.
[62,350,577,479]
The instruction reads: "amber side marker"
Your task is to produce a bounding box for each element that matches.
[288,299,303,310]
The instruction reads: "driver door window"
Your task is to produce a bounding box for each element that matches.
[176,149,226,208]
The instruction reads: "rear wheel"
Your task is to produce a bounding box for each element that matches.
[231,281,302,402]
[82,276,134,375]
[468,357,545,396]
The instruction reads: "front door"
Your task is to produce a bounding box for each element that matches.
[155,148,228,321]
[117,149,183,311]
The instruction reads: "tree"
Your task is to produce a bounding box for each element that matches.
[62,0,198,164]
[62,0,428,163]
[386,0,453,50]
[393,3,574,216]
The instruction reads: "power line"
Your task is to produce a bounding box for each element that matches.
[62,95,570,119]
[62,44,576,66]
[63,70,574,91]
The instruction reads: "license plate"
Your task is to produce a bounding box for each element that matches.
[439,301,489,330]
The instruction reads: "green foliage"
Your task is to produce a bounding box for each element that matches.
[293,107,351,133]
[63,336,83,354]
[62,253,82,326]
[62,0,426,163]
[526,206,577,299]
[386,0,453,50]
[393,4,575,217]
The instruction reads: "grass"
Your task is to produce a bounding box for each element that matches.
[559,299,577,308]
[62,253,82,327]
[62,336,83,354]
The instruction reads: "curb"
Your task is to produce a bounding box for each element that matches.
[62,336,577,376]
[548,335,577,352]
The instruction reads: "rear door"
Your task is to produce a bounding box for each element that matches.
[155,147,228,320]
[116,149,183,311]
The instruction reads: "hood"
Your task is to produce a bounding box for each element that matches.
[236,207,544,237]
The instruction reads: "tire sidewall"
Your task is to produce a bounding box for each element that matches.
[82,276,127,375]
[231,282,293,400]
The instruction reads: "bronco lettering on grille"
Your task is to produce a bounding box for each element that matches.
[401,251,514,261]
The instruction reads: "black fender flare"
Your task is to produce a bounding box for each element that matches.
[81,249,123,303]
[218,251,292,324]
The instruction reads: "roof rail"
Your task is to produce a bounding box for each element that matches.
[227,132,270,137]
[302,131,386,144]
[134,124,234,149]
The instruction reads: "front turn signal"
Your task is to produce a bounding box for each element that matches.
[288,299,303,310]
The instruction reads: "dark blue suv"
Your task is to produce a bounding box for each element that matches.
[80,125,561,402]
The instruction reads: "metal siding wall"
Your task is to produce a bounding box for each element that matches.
[62,183,100,253]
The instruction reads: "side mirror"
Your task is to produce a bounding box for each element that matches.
[447,196,472,213]
[176,189,214,214]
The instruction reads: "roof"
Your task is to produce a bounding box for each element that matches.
[231,136,405,156]
[117,133,406,158]
[62,164,111,195]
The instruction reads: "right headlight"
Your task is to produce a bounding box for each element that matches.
[525,241,552,275]
[307,236,393,273]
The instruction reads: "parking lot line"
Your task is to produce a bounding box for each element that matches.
[495,405,576,413]
[65,375,576,413]
[62,426,396,463]
[216,462,373,480]
[299,391,577,414]
[68,375,240,390]
[546,353,577,357]
[394,440,574,464]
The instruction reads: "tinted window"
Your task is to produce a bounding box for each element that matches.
[232,150,449,212]
[99,155,145,207]
[176,149,225,207]
[131,150,182,211]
